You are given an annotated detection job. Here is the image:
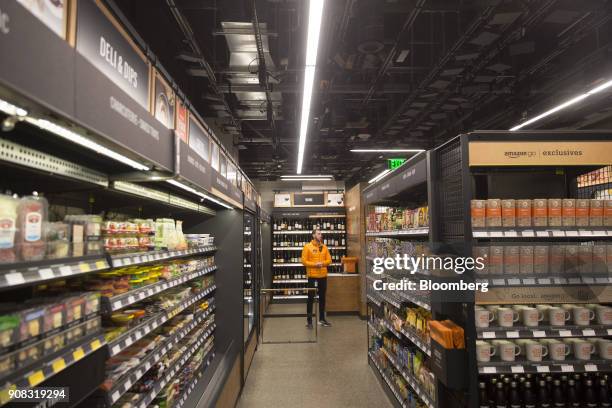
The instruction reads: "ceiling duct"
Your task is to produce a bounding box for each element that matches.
[220,22,282,120]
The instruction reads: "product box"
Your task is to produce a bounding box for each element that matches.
[519,245,534,275]
[605,200,612,227]
[578,245,593,274]
[592,244,607,274]
[486,199,502,228]
[517,200,532,227]
[590,199,604,227]
[549,245,564,274]
[532,199,548,227]
[471,200,486,228]
[564,245,579,275]
[548,199,563,227]
[533,245,549,274]
[562,199,576,227]
[504,246,520,275]
[473,246,490,275]
[575,199,590,227]
[489,246,504,275]
[501,199,516,228]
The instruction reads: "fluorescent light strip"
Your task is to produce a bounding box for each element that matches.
[282,178,333,181]
[0,99,27,117]
[350,149,425,153]
[296,0,325,174]
[368,169,390,184]
[510,77,612,131]
[281,174,332,179]
[25,117,150,171]
[166,179,233,209]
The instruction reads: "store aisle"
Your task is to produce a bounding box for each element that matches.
[237,306,392,408]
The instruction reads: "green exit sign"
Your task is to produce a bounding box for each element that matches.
[387,158,406,170]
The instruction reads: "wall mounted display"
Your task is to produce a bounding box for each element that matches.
[175,99,188,143]
[327,193,345,207]
[227,162,237,187]
[189,117,211,163]
[219,152,228,178]
[274,193,292,208]
[152,70,175,129]
[17,0,66,38]
[293,193,325,207]
[75,0,150,109]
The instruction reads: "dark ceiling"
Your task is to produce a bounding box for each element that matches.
[110,0,612,185]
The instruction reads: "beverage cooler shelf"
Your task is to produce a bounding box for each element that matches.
[108,288,216,357]
[478,360,612,375]
[273,246,346,251]
[273,279,308,284]
[273,262,341,267]
[478,326,612,340]
[273,230,346,234]
[109,246,217,268]
[103,266,217,312]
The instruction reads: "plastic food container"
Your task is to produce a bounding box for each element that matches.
[17,195,48,261]
[0,314,20,349]
[43,302,66,332]
[65,294,86,323]
[18,306,46,341]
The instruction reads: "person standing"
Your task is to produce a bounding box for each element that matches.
[301,229,332,328]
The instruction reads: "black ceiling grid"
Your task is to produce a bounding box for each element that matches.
[108,0,612,184]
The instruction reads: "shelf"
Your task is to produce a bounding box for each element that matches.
[478,360,612,375]
[368,320,383,337]
[0,254,109,291]
[380,347,436,408]
[369,289,431,311]
[380,320,431,356]
[104,266,217,312]
[273,262,342,267]
[476,276,612,287]
[0,333,106,405]
[109,246,216,268]
[108,286,216,357]
[272,295,318,300]
[107,309,215,405]
[130,340,215,408]
[478,325,612,340]
[174,351,216,408]
[472,228,612,239]
[273,230,346,234]
[273,279,308,283]
[273,246,346,251]
[367,293,382,307]
[369,352,408,408]
[366,228,429,237]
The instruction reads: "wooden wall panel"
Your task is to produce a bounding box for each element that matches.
[345,183,367,317]
[327,275,360,312]
[215,356,241,408]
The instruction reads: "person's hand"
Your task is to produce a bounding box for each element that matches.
[316,262,323,267]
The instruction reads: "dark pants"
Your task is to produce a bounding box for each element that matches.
[307,277,327,323]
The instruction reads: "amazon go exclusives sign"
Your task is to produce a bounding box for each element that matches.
[469,141,612,166]
[76,0,149,108]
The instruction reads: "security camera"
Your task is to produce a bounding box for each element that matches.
[1,115,18,132]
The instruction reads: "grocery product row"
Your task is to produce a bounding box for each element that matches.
[272,218,345,232]
[273,236,346,247]
[479,373,611,408]
[367,205,429,233]
[273,253,344,264]
[471,198,612,229]
[473,242,612,277]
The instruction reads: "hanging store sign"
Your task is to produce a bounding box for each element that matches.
[326,193,344,207]
[274,193,291,208]
[16,0,66,39]
[152,70,175,129]
[469,141,612,166]
[175,100,188,143]
[0,1,75,117]
[76,0,150,109]
[178,139,212,192]
[293,193,325,207]
[188,117,210,163]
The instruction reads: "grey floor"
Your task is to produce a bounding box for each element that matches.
[237,304,393,408]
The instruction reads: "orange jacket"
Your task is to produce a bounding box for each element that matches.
[301,240,332,278]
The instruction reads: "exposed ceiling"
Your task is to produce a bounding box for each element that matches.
[111,0,612,185]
